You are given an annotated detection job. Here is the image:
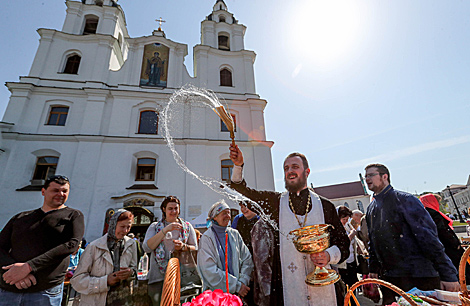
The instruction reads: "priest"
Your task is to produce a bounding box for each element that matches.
[228,144,350,306]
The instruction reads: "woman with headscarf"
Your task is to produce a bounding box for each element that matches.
[420,193,467,279]
[70,209,137,305]
[142,195,198,306]
[197,200,253,298]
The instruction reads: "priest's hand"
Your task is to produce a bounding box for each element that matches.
[229,144,244,166]
[310,251,330,267]
[440,281,459,292]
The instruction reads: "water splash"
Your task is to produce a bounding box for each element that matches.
[161,85,280,233]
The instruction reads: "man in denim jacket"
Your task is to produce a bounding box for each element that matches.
[364,164,459,305]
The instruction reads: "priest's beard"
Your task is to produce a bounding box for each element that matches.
[285,171,308,193]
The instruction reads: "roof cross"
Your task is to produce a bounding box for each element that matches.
[155,17,166,31]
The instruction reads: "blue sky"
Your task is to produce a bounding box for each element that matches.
[1,0,469,194]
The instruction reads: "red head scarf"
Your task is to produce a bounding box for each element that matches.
[420,194,453,229]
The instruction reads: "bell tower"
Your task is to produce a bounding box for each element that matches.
[195,0,256,94]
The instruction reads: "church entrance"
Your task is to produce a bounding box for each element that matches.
[125,205,155,239]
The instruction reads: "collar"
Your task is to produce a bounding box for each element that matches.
[374,184,393,200]
[289,187,310,198]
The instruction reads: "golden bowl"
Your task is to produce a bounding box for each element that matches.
[289,224,332,254]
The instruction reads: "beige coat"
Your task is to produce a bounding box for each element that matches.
[70,234,137,306]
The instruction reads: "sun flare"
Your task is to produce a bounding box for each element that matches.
[290,0,362,66]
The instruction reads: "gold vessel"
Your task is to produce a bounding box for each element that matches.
[289,224,340,286]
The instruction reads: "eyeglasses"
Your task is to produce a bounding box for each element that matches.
[364,173,381,179]
[46,175,70,182]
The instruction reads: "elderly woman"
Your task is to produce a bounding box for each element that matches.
[197,200,253,297]
[143,195,198,306]
[70,209,137,306]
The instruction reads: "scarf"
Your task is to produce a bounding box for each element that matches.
[211,221,234,275]
[420,194,453,229]
[107,209,128,272]
[154,217,190,273]
[208,200,230,220]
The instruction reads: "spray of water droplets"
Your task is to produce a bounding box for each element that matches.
[161,85,280,233]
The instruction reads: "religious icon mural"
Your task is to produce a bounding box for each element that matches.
[140,43,169,87]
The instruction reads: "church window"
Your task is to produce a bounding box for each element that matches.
[47,106,69,126]
[344,202,349,208]
[356,200,364,213]
[118,33,124,50]
[221,159,234,182]
[83,15,99,35]
[220,68,232,86]
[219,15,226,22]
[33,156,59,181]
[218,34,230,51]
[63,55,81,74]
[138,110,158,134]
[230,208,239,222]
[136,158,156,181]
[221,113,236,132]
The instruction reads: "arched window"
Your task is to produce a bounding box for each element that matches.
[221,159,234,182]
[83,15,99,35]
[63,55,81,74]
[118,33,123,50]
[138,110,158,134]
[219,15,226,22]
[47,106,69,126]
[220,68,232,86]
[356,200,364,213]
[218,34,230,51]
[136,158,156,181]
[33,156,59,181]
[344,202,349,208]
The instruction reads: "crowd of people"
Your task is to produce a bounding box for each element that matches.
[0,145,466,306]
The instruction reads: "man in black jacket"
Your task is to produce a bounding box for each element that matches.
[0,175,85,306]
[365,164,458,305]
[229,144,349,306]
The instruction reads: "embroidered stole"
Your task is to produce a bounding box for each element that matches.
[279,190,336,306]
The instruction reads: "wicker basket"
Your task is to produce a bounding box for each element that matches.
[344,278,419,306]
[161,258,181,306]
[459,246,470,305]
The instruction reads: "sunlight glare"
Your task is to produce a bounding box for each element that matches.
[290,0,361,66]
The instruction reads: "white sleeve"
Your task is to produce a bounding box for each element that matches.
[325,245,342,265]
[231,165,244,183]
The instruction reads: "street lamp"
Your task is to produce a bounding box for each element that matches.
[447,185,465,223]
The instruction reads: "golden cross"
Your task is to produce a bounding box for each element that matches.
[156,17,166,31]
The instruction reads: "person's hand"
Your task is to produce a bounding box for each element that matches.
[310,251,330,268]
[440,281,459,292]
[369,273,379,279]
[162,222,182,235]
[173,240,185,251]
[238,283,250,297]
[2,262,31,285]
[13,274,37,290]
[115,268,132,281]
[107,272,120,286]
[229,144,244,166]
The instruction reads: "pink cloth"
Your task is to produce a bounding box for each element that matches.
[420,194,453,229]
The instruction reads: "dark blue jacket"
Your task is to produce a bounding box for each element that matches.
[366,185,457,281]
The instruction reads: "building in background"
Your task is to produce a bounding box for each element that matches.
[313,181,371,213]
[442,176,470,218]
[0,0,274,240]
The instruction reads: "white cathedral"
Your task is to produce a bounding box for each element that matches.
[0,0,274,240]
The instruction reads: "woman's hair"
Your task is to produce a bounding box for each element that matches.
[337,205,352,219]
[160,195,181,219]
[117,210,134,222]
